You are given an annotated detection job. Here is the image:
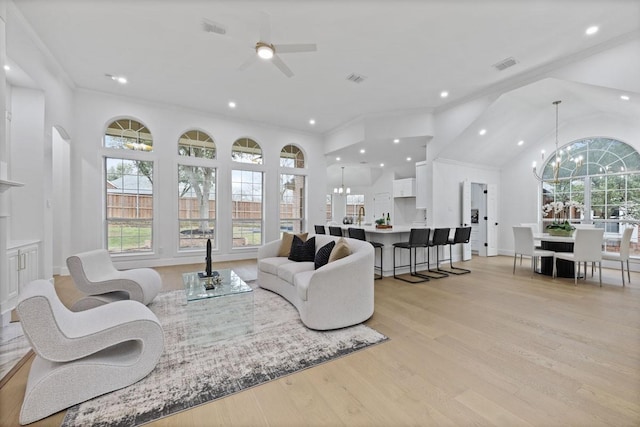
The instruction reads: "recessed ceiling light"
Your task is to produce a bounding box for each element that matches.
[309,119,316,125]
[228,101,236,108]
[406,157,412,162]
[479,129,487,136]
[3,65,9,71]
[380,163,384,167]
[620,95,630,101]
[393,139,400,143]
[336,157,341,161]
[360,149,365,154]
[440,91,449,98]
[518,140,524,146]
[106,74,127,84]
[585,26,599,35]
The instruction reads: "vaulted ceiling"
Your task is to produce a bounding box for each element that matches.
[7,0,640,182]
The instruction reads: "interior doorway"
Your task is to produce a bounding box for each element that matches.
[470,183,487,256]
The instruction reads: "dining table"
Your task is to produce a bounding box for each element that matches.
[533,232,621,277]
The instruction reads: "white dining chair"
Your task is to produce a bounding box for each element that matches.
[554,228,604,286]
[512,226,555,277]
[602,227,633,286]
[519,223,540,233]
[520,223,541,247]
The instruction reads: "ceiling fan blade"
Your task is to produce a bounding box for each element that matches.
[273,43,317,54]
[237,54,257,71]
[259,11,271,43]
[271,54,294,78]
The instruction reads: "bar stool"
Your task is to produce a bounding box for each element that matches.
[424,227,450,278]
[442,227,472,274]
[348,228,384,280]
[392,228,430,283]
[314,225,326,234]
[328,226,343,236]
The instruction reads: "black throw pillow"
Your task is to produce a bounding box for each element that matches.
[288,235,316,262]
[314,240,336,269]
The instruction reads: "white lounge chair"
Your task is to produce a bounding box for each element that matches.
[67,249,161,310]
[16,279,164,424]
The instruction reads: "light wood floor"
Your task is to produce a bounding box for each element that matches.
[1,256,639,426]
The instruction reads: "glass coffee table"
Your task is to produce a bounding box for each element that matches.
[183,269,253,302]
[182,269,254,340]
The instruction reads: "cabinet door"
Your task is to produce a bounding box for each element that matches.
[21,245,40,287]
[416,162,427,208]
[393,180,404,197]
[7,250,20,300]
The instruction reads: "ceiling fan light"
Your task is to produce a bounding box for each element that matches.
[256,43,274,59]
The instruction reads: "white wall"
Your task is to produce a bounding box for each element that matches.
[72,90,326,269]
[8,87,44,243]
[432,159,500,230]
[5,2,75,282]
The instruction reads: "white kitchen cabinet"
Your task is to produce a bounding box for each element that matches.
[415,161,427,208]
[6,242,40,301]
[393,178,416,198]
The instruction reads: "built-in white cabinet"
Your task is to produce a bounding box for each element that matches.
[393,178,416,198]
[6,242,40,302]
[415,161,427,208]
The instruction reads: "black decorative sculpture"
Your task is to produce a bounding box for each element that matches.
[198,239,218,284]
[205,238,213,277]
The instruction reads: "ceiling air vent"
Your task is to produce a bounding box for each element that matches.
[346,73,367,84]
[202,19,227,35]
[493,57,518,71]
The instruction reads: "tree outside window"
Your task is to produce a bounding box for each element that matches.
[232,170,263,247]
[280,173,305,236]
[178,130,216,250]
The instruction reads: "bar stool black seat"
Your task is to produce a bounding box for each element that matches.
[314,225,326,234]
[392,228,430,283]
[441,226,472,274]
[424,227,450,278]
[328,226,343,236]
[348,227,384,280]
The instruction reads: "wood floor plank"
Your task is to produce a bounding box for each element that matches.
[1,255,639,426]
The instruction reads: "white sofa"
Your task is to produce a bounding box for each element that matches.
[257,235,375,330]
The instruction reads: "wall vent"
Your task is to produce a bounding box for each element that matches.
[493,57,518,71]
[202,19,227,35]
[346,73,367,84]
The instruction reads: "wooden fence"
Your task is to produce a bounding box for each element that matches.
[108,194,300,219]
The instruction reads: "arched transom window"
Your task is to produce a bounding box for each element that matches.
[178,130,216,159]
[541,137,640,235]
[232,138,262,164]
[280,144,305,168]
[104,118,153,151]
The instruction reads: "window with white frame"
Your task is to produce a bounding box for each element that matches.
[231,169,263,247]
[326,194,332,221]
[104,119,154,253]
[280,144,305,168]
[104,118,153,151]
[232,138,262,164]
[541,137,640,255]
[178,130,216,250]
[105,157,153,253]
[279,174,305,236]
[346,194,365,218]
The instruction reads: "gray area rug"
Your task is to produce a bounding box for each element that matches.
[62,283,387,426]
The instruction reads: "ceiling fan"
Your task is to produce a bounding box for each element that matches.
[237,12,317,77]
